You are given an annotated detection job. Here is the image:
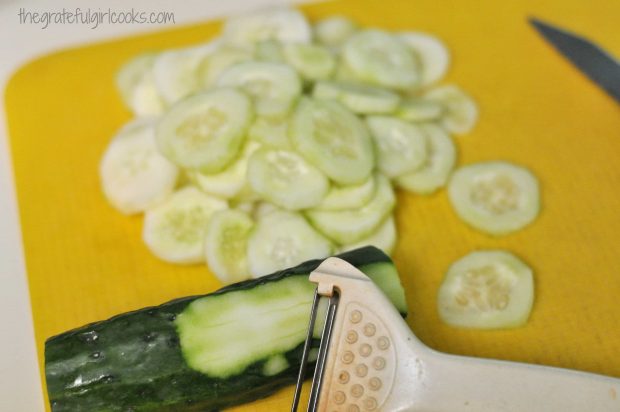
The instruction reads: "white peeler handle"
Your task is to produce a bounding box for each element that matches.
[399,346,620,412]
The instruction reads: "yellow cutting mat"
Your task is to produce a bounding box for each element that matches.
[5,0,620,410]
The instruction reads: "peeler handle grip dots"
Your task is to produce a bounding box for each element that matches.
[293,257,620,412]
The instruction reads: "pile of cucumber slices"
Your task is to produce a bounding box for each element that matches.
[100,8,541,329]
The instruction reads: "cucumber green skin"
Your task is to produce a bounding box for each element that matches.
[45,247,406,412]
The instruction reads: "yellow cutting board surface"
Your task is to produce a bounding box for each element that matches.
[5,0,620,410]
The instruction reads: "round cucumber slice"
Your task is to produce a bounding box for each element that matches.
[256,40,285,62]
[247,147,329,210]
[396,124,456,194]
[100,118,179,215]
[247,210,332,277]
[314,16,358,51]
[282,43,336,80]
[448,161,541,235]
[216,61,302,117]
[438,250,534,329]
[248,116,291,149]
[223,8,312,49]
[197,46,254,88]
[289,98,375,185]
[306,174,395,244]
[312,80,400,114]
[397,32,450,86]
[339,216,397,255]
[366,116,428,178]
[155,88,253,172]
[115,53,166,116]
[143,186,228,264]
[252,201,279,219]
[188,142,260,199]
[316,175,376,211]
[396,98,444,122]
[342,29,420,90]
[425,85,478,135]
[205,209,254,284]
[153,42,220,104]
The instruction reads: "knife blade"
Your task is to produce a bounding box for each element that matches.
[529,17,620,104]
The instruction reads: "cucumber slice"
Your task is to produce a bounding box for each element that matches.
[289,98,374,185]
[396,124,456,194]
[366,115,428,177]
[143,186,228,264]
[197,46,254,88]
[316,175,376,211]
[100,118,179,215]
[312,80,400,114]
[314,16,358,51]
[340,216,397,255]
[425,85,478,135]
[223,7,311,49]
[397,32,450,86]
[247,147,329,210]
[306,174,396,244]
[396,98,444,122]
[448,161,541,235]
[256,40,285,62]
[217,61,302,117]
[282,43,336,80]
[188,142,260,199]
[437,250,534,329]
[156,88,253,172]
[247,210,333,277]
[152,42,220,104]
[205,209,254,284]
[342,29,420,90]
[115,53,166,116]
[248,116,291,149]
[252,201,279,219]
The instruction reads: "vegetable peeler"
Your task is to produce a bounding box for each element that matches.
[292,257,620,411]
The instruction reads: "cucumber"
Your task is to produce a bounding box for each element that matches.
[312,80,400,114]
[255,40,285,62]
[437,250,534,329]
[306,174,396,244]
[152,42,220,104]
[155,88,253,172]
[197,46,254,88]
[339,216,397,255]
[396,97,444,122]
[315,174,376,211]
[366,115,428,178]
[448,161,541,235]
[289,98,375,185]
[395,124,457,194]
[248,116,291,148]
[247,210,333,277]
[282,43,336,80]
[397,32,450,86]
[314,16,358,51]
[222,7,312,49]
[216,61,302,117]
[143,186,228,264]
[247,147,329,210]
[424,84,478,135]
[187,142,260,199]
[342,29,420,90]
[115,53,166,116]
[45,247,407,412]
[99,118,179,215]
[205,209,254,284]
